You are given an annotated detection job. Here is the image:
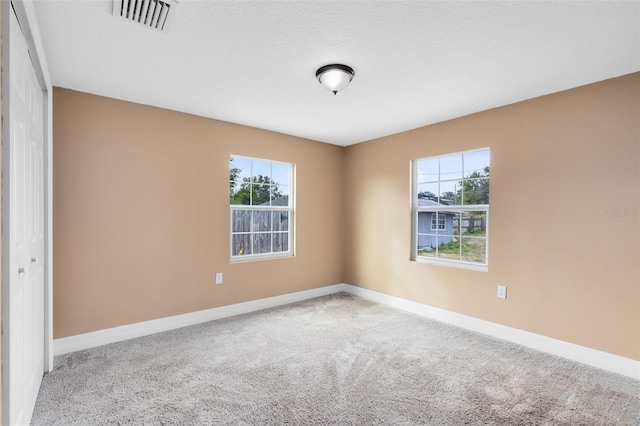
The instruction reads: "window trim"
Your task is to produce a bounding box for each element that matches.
[229,155,294,262]
[412,148,490,271]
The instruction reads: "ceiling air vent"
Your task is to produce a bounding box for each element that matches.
[113,0,177,32]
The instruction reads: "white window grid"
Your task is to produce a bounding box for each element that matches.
[229,155,294,261]
[412,148,490,271]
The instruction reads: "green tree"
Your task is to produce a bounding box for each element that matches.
[421,167,489,206]
[230,175,282,205]
[230,157,241,195]
[440,191,458,204]
[461,166,489,205]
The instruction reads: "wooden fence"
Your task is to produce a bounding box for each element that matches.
[453,216,486,235]
[231,209,289,255]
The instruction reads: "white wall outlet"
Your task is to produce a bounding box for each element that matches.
[497,285,507,299]
[215,273,223,285]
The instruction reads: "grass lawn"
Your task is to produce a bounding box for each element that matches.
[418,235,486,263]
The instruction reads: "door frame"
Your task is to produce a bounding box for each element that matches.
[2,0,54,423]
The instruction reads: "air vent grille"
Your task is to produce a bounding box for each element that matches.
[113,0,176,31]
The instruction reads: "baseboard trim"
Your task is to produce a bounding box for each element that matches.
[53,284,347,356]
[340,284,639,380]
[54,282,638,380]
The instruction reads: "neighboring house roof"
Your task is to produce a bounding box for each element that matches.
[259,196,289,207]
[418,198,444,207]
[270,196,289,207]
[417,197,456,214]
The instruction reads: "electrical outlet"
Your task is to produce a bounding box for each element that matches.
[497,285,507,299]
[215,273,223,285]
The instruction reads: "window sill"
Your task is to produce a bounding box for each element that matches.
[413,256,488,272]
[230,252,294,264]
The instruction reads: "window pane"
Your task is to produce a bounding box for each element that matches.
[273,211,289,232]
[230,157,251,183]
[462,177,489,205]
[252,184,271,205]
[232,234,252,256]
[461,212,487,236]
[437,235,460,260]
[463,150,490,179]
[230,156,252,205]
[440,154,462,181]
[417,158,438,183]
[417,182,438,203]
[417,212,432,234]
[252,160,271,180]
[252,210,271,232]
[272,163,290,187]
[460,237,486,264]
[418,249,437,258]
[230,181,239,199]
[232,210,251,232]
[252,233,272,254]
[439,180,462,205]
[272,232,289,253]
[450,212,461,236]
[417,233,437,252]
[271,185,289,206]
[230,184,251,205]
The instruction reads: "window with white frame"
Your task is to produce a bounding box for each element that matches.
[230,156,293,260]
[431,214,445,230]
[413,148,490,269]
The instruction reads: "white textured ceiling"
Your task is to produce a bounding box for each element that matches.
[33,1,640,146]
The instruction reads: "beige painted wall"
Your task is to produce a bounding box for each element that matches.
[53,88,344,338]
[344,73,640,360]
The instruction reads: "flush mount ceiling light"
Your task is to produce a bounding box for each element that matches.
[316,64,355,95]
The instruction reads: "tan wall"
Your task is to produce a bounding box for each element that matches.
[53,88,344,338]
[344,73,640,360]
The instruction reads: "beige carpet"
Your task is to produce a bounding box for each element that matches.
[32,293,639,425]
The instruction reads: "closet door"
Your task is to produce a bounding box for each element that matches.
[9,6,45,425]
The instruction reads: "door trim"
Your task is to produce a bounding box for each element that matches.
[2,1,53,424]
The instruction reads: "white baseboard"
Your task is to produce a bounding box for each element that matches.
[54,282,639,380]
[340,284,639,380]
[54,283,346,356]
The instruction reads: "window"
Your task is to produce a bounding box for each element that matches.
[230,156,293,260]
[431,214,445,230]
[413,148,490,270]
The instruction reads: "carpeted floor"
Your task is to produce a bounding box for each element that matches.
[32,293,639,425]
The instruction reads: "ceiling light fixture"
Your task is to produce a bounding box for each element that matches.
[316,64,355,95]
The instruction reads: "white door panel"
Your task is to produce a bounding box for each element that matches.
[9,7,45,425]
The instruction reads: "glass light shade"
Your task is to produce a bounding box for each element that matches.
[316,64,354,95]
